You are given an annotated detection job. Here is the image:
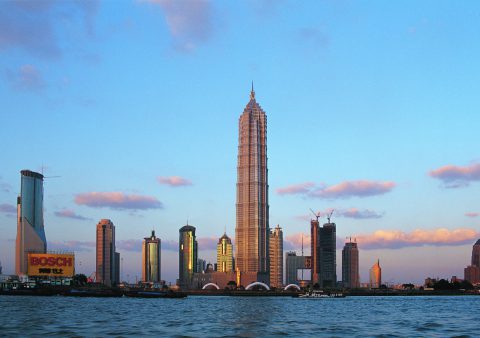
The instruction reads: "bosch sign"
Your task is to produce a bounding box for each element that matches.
[27,254,75,277]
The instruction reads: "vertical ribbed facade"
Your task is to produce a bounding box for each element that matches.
[342,241,359,288]
[96,219,116,286]
[179,225,197,288]
[142,230,161,282]
[310,219,320,285]
[269,225,283,288]
[369,259,382,288]
[235,87,269,277]
[217,233,233,272]
[16,170,47,275]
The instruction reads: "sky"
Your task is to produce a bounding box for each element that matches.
[1,0,479,285]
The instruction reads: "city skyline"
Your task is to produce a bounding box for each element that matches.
[1,1,480,284]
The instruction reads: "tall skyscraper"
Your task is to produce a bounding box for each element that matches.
[179,224,197,288]
[16,170,47,275]
[342,239,360,289]
[96,219,118,286]
[311,216,336,288]
[310,217,320,285]
[269,225,283,288]
[235,85,270,284]
[471,239,480,267]
[217,233,233,272]
[142,230,161,283]
[369,259,382,288]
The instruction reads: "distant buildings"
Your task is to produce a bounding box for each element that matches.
[235,86,270,285]
[179,224,198,288]
[342,239,360,289]
[285,251,307,285]
[464,239,480,284]
[217,233,234,272]
[369,259,382,288]
[197,258,206,274]
[16,170,47,275]
[142,230,161,283]
[96,219,119,286]
[269,225,283,288]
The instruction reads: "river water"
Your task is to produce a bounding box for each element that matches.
[1,295,479,337]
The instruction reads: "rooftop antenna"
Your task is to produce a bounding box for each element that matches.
[40,164,61,179]
[309,208,321,222]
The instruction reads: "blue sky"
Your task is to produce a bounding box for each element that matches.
[1,0,479,284]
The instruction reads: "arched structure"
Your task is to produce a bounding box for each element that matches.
[245,282,270,291]
[202,283,220,290]
[284,284,301,291]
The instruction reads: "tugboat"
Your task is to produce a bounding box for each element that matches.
[297,290,345,298]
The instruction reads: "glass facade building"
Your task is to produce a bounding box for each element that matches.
[16,170,47,275]
[269,225,283,288]
[312,221,337,288]
[179,225,197,288]
[235,86,270,279]
[217,233,233,272]
[142,230,161,282]
[342,240,360,288]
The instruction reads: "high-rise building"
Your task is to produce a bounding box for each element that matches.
[285,252,308,285]
[142,230,161,282]
[197,258,206,273]
[369,259,382,288]
[96,219,118,286]
[217,233,233,272]
[471,239,480,267]
[311,217,337,288]
[16,170,47,275]
[179,224,197,288]
[235,85,270,284]
[464,265,480,284]
[269,225,283,288]
[342,239,360,289]
[310,218,320,285]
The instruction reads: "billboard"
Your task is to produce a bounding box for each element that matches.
[27,253,75,277]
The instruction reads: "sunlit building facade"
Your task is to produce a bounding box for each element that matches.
[269,225,283,288]
[464,239,480,284]
[16,170,47,275]
[310,218,320,285]
[471,239,480,267]
[179,224,197,288]
[235,85,270,284]
[342,240,360,289]
[217,233,233,272]
[369,259,382,288]
[142,230,161,282]
[96,219,118,286]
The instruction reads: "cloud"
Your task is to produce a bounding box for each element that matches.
[197,236,218,251]
[0,203,16,215]
[74,192,163,210]
[465,212,479,218]
[429,163,480,188]
[48,240,95,252]
[276,180,395,199]
[142,0,214,53]
[5,65,46,91]
[276,182,315,195]
[336,208,383,219]
[117,239,143,252]
[54,209,91,221]
[162,239,178,251]
[284,233,310,251]
[158,176,193,187]
[355,228,479,250]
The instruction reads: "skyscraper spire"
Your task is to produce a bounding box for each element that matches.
[250,81,255,100]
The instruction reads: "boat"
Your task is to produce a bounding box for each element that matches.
[297,290,345,298]
[123,290,187,299]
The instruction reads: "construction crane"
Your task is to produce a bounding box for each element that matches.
[309,208,321,222]
[327,209,334,224]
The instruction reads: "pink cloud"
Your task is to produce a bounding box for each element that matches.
[277,180,395,199]
[158,176,192,187]
[5,64,45,91]
[197,236,218,251]
[117,239,143,252]
[465,212,479,218]
[0,203,16,214]
[429,163,480,188]
[355,228,479,250]
[311,180,396,199]
[74,192,163,210]
[48,240,95,252]
[142,0,214,53]
[337,208,383,219]
[54,209,91,221]
[276,182,315,195]
[284,233,310,250]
